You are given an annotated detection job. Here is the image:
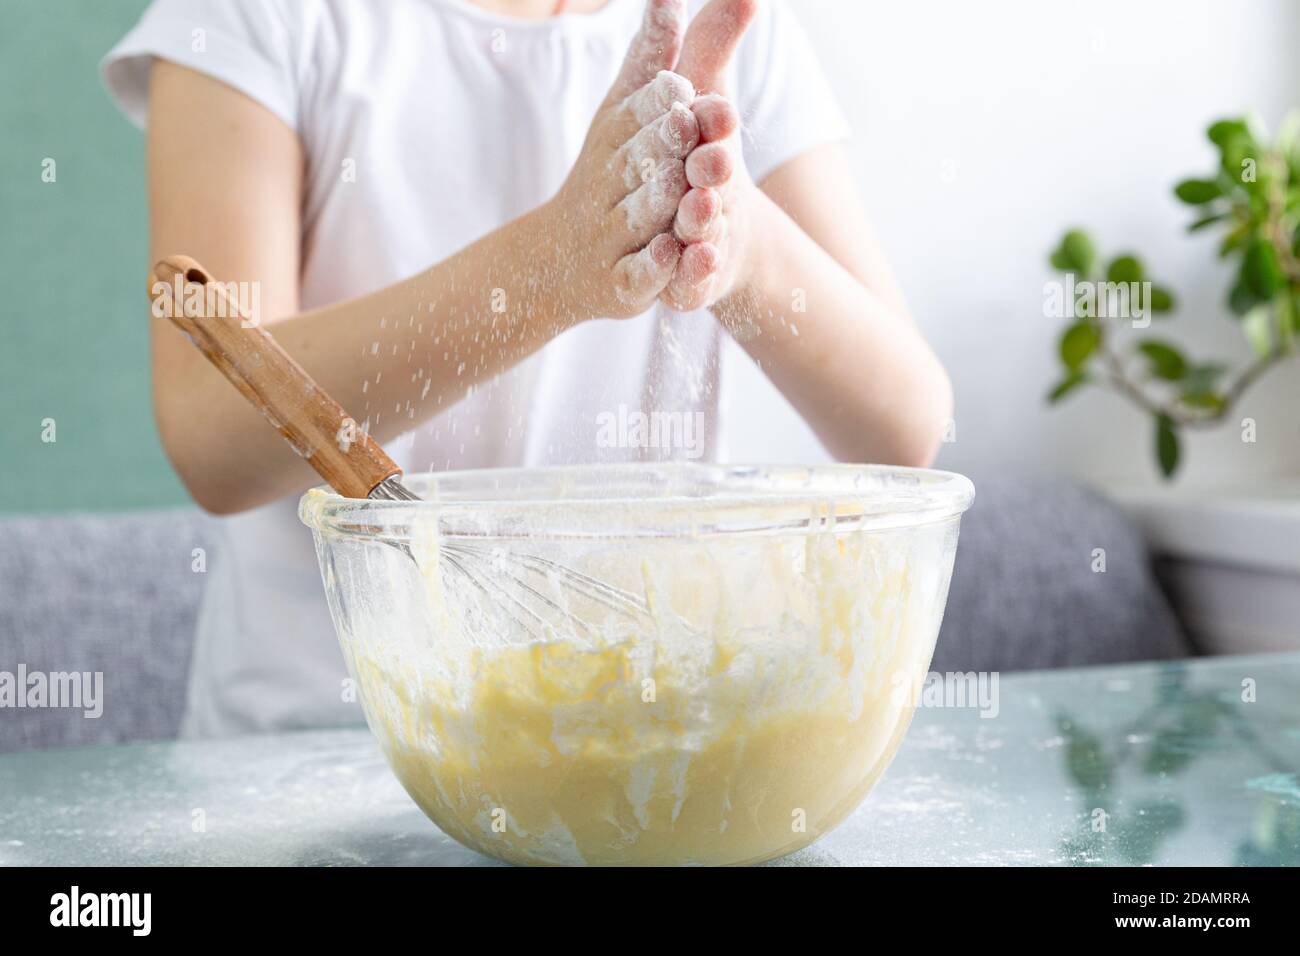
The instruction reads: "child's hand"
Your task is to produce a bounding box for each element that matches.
[659,0,758,312]
[543,0,699,319]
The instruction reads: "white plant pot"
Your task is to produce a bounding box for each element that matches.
[1105,483,1300,655]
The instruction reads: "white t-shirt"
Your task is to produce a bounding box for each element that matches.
[103,0,850,738]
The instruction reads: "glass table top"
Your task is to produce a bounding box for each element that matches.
[2,651,1298,866]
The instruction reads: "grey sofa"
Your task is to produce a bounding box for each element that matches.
[0,478,1189,752]
[0,509,209,752]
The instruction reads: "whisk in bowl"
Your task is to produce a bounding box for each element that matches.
[151,255,659,641]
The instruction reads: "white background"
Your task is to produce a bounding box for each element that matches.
[723,0,1300,490]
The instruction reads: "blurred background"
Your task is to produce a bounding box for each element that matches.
[729,0,1300,487]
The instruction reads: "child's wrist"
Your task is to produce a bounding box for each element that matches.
[521,200,594,329]
[719,186,775,309]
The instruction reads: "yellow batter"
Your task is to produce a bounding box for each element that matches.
[345,519,946,866]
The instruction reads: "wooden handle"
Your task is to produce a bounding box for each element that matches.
[148,255,402,499]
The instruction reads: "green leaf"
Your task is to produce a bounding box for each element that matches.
[1047,371,1088,404]
[1187,212,1228,232]
[1218,222,1251,259]
[1181,364,1227,413]
[1074,284,1096,319]
[1175,179,1223,204]
[1149,286,1175,313]
[1060,321,1099,371]
[1229,281,1261,316]
[1146,694,1221,774]
[1242,306,1273,357]
[1050,230,1097,276]
[1145,728,1196,775]
[1207,118,1250,147]
[1181,392,1224,411]
[1137,340,1188,380]
[1183,363,1227,394]
[1278,113,1300,166]
[1244,240,1284,298]
[1063,231,1097,276]
[1058,717,1111,793]
[1218,125,1261,189]
[1106,255,1144,284]
[1132,282,1174,315]
[1285,293,1300,337]
[1155,414,1180,479]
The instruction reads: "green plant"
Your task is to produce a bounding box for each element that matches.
[1045,114,1300,478]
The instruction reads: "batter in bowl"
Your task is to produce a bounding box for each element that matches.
[344,520,948,866]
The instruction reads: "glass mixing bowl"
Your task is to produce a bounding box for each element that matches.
[299,463,974,866]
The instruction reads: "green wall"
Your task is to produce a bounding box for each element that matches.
[0,0,188,514]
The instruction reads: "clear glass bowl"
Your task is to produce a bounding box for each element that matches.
[299,463,974,866]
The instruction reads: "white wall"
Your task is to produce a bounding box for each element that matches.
[724,0,1300,489]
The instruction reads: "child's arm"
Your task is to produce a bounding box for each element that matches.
[147,0,726,514]
[715,165,954,468]
[667,0,953,467]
